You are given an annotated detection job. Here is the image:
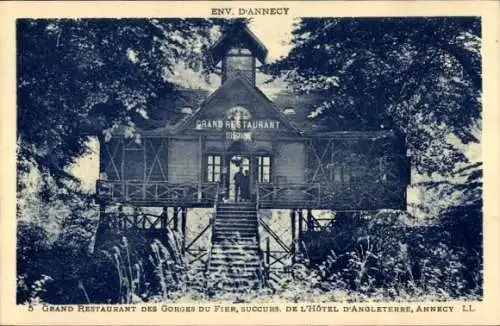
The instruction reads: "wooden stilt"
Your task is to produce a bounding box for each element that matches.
[291,209,296,264]
[94,203,108,249]
[117,205,125,230]
[298,209,303,242]
[265,237,270,267]
[174,207,179,231]
[307,209,314,231]
[181,207,187,254]
[160,207,168,230]
[265,237,270,280]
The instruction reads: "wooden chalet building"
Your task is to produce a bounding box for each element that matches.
[95,23,410,287]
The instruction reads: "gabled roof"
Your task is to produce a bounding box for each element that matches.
[130,88,209,130]
[174,74,302,135]
[210,23,268,64]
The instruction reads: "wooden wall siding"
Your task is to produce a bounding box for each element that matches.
[253,140,273,153]
[145,138,168,182]
[100,139,123,180]
[305,136,408,209]
[273,142,306,183]
[306,137,405,185]
[223,55,255,84]
[100,137,169,182]
[204,140,225,153]
[168,139,199,183]
[123,138,145,181]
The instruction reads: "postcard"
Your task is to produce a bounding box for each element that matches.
[1,1,499,325]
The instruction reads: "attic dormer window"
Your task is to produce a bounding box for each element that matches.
[181,106,193,115]
[283,107,296,116]
[228,47,252,55]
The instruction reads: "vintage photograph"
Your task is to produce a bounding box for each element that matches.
[16,16,482,305]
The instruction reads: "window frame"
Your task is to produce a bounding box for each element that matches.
[257,155,272,183]
[206,154,222,182]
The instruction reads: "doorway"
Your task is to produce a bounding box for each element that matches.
[227,155,250,201]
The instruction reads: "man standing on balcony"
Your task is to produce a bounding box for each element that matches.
[234,166,244,202]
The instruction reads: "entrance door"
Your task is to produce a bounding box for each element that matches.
[227,155,250,201]
[224,154,272,201]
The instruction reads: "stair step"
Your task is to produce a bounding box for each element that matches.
[218,204,256,208]
[210,261,261,268]
[212,237,258,242]
[217,215,257,219]
[210,253,261,260]
[215,220,257,225]
[213,232,257,237]
[211,247,260,253]
[212,239,258,244]
[210,255,261,262]
[214,230,257,235]
[218,210,256,213]
[215,217,257,222]
[216,215,257,219]
[214,226,257,231]
[211,249,260,255]
[213,238,257,243]
[214,224,257,230]
[208,269,260,278]
[215,216,257,220]
[211,249,259,255]
[215,219,257,223]
[212,237,257,242]
[207,279,261,289]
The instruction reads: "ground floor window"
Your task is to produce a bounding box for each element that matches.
[206,155,221,182]
[257,156,271,183]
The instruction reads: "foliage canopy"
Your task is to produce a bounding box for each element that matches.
[263,17,481,177]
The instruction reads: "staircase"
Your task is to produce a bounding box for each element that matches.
[206,201,263,290]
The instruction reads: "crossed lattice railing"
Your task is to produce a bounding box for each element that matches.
[97,180,219,204]
[257,180,405,210]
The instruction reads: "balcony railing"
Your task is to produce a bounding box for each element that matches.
[257,181,406,210]
[97,180,219,206]
[96,180,405,210]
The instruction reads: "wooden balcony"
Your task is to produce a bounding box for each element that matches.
[97,179,406,210]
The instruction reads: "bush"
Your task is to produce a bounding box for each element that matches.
[300,210,483,301]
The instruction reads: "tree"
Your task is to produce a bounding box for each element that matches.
[17,18,225,188]
[263,17,481,177]
[264,18,483,292]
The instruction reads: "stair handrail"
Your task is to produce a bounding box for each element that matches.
[204,182,220,289]
[255,183,268,285]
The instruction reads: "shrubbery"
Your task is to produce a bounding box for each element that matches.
[17,209,482,304]
[274,210,482,302]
